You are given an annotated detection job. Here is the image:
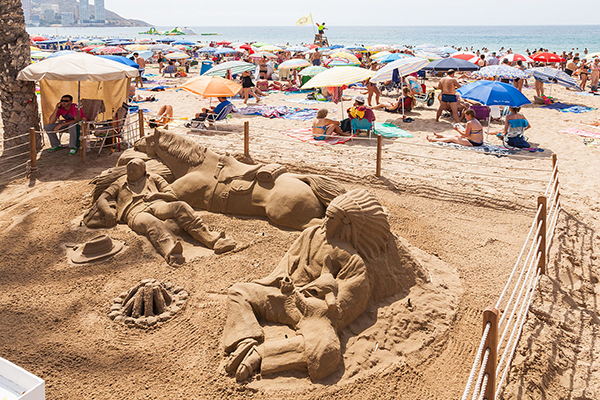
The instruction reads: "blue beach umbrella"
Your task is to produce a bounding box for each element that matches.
[156,38,176,43]
[287,45,309,52]
[46,50,76,59]
[215,48,238,55]
[344,46,367,52]
[423,57,480,72]
[199,47,217,53]
[98,55,139,69]
[440,47,458,54]
[377,53,411,64]
[458,81,531,107]
[525,67,582,91]
[173,40,197,46]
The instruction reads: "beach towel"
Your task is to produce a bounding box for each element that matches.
[558,127,600,139]
[373,122,413,138]
[236,105,318,120]
[432,142,523,155]
[280,128,352,145]
[542,102,597,113]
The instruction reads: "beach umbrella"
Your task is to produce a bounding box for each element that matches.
[216,41,231,46]
[31,36,49,42]
[370,57,429,83]
[299,65,327,77]
[98,55,139,69]
[31,51,52,60]
[149,44,175,52]
[458,81,531,107]
[531,52,564,63]
[325,58,360,67]
[583,52,600,60]
[252,42,269,47]
[156,38,176,43]
[260,45,283,52]
[473,65,530,80]
[165,52,190,59]
[525,67,582,91]
[238,44,253,51]
[173,44,191,51]
[301,66,374,88]
[198,47,217,53]
[173,40,196,46]
[46,50,76,59]
[82,45,102,52]
[422,57,480,72]
[203,60,256,77]
[87,39,105,45]
[415,51,443,61]
[278,59,311,69]
[30,46,42,51]
[101,46,128,54]
[215,47,238,55]
[287,45,309,52]
[376,53,408,64]
[126,44,149,51]
[250,52,277,59]
[452,52,479,63]
[133,51,154,60]
[343,45,367,52]
[181,76,242,97]
[368,44,392,53]
[440,47,458,54]
[331,52,360,65]
[501,54,534,63]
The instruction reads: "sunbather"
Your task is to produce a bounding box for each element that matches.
[371,88,413,113]
[427,109,484,146]
[149,105,173,128]
[311,108,349,140]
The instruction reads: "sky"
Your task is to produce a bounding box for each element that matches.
[104,0,600,26]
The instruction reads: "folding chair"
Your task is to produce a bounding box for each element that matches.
[351,117,373,138]
[88,105,130,155]
[192,103,234,131]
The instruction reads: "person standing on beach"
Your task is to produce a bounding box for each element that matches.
[436,70,461,123]
[486,52,499,66]
[590,58,599,92]
[578,61,590,91]
[134,53,146,88]
[565,57,579,76]
[311,49,322,66]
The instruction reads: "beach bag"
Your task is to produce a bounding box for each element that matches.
[257,80,269,91]
[190,118,205,129]
[340,118,352,133]
[506,134,530,148]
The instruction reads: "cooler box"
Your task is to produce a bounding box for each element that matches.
[0,357,45,400]
[200,61,213,75]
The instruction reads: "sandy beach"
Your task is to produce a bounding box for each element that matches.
[1,63,600,399]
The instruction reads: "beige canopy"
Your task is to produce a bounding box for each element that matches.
[18,53,139,124]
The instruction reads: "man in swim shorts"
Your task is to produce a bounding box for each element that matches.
[436,69,461,123]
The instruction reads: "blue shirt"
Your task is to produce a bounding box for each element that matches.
[213,100,232,115]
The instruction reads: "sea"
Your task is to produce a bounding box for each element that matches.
[27,25,600,54]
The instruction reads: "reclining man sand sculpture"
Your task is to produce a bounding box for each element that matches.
[222,189,397,381]
[94,158,235,265]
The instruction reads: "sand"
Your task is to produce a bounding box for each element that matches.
[0,66,599,399]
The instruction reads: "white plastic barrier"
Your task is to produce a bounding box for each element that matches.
[0,357,44,400]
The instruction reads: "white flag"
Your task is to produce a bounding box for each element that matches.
[296,14,313,26]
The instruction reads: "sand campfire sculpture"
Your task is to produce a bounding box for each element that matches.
[109,279,188,327]
[89,129,347,231]
[221,189,428,382]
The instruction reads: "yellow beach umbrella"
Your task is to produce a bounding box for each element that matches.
[259,45,283,52]
[301,66,375,89]
[331,51,360,65]
[181,76,242,97]
[30,46,42,52]
[125,44,149,51]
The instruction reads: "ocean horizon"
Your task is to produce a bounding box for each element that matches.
[27,25,600,54]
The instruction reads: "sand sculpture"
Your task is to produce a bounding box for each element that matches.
[90,129,347,231]
[88,158,235,265]
[108,279,188,327]
[221,189,428,382]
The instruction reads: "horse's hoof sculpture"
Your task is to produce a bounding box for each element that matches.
[109,279,187,327]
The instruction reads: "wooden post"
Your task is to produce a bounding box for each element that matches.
[80,123,87,163]
[376,134,382,177]
[483,307,499,400]
[244,121,250,157]
[28,128,37,173]
[138,109,145,138]
[552,154,559,204]
[537,196,547,275]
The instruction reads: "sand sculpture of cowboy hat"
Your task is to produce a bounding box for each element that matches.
[70,235,124,263]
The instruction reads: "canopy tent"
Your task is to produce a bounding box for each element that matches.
[18,53,138,125]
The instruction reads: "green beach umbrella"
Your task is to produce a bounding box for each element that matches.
[299,65,327,77]
[203,61,256,77]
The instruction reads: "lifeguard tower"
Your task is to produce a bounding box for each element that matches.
[314,33,329,47]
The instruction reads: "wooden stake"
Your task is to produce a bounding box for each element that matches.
[28,128,37,173]
[376,134,382,177]
[537,196,547,274]
[244,121,249,157]
[80,123,87,163]
[483,307,499,400]
[138,109,145,138]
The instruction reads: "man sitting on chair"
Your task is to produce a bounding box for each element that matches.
[44,94,87,155]
[192,97,232,127]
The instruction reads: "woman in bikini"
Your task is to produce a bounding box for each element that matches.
[241,70,261,104]
[311,109,347,140]
[427,109,484,147]
[578,61,590,91]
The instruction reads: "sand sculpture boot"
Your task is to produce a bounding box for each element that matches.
[158,236,184,266]
[186,219,236,254]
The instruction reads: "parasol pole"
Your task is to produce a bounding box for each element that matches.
[311,14,316,36]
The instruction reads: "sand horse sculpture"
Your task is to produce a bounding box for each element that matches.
[90,129,347,231]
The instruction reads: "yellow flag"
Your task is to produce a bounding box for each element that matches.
[296,14,313,26]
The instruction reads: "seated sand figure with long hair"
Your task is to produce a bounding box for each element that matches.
[222,189,391,381]
[94,158,235,265]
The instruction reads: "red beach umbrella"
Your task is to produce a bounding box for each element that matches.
[452,52,479,63]
[31,36,49,42]
[216,41,231,46]
[101,46,128,54]
[82,45,102,52]
[531,52,565,63]
[239,44,252,50]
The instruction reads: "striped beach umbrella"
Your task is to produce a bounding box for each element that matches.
[452,52,479,63]
[368,44,392,53]
[301,66,375,88]
[473,65,530,79]
[583,52,600,60]
[250,52,277,59]
[260,45,283,52]
[203,61,256,77]
[299,65,327,77]
[278,59,311,69]
[325,58,360,67]
[526,67,582,90]
[287,45,309,52]
[370,58,429,83]
[371,51,391,60]
[331,52,360,65]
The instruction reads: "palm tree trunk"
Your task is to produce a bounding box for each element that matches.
[0,0,40,165]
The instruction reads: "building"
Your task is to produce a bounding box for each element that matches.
[43,9,55,21]
[22,0,32,23]
[95,0,105,23]
[79,0,89,23]
[61,12,75,25]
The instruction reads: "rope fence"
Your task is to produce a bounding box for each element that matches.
[461,154,561,400]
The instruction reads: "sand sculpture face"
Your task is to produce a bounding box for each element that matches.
[221,189,399,382]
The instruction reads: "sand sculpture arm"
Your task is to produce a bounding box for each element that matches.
[144,175,178,202]
[331,253,369,329]
[96,183,119,226]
